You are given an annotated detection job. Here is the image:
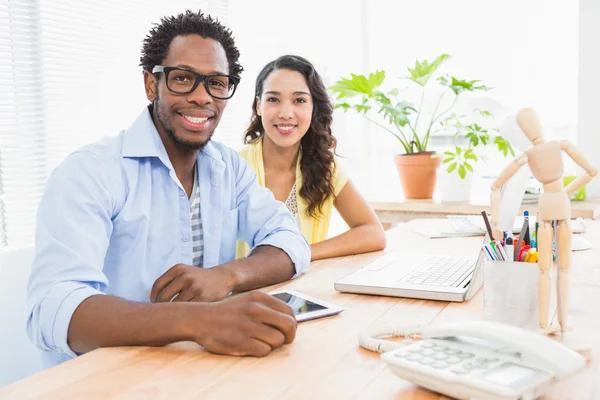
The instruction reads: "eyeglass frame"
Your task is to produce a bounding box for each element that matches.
[151,65,240,100]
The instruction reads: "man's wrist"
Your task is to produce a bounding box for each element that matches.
[173,302,210,343]
[215,262,242,293]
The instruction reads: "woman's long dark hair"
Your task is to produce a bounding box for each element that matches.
[244,55,337,219]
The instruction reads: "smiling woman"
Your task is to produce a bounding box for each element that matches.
[236,55,386,261]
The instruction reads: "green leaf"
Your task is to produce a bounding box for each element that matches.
[378,100,416,128]
[464,151,478,161]
[387,88,399,97]
[458,165,467,179]
[447,162,457,173]
[334,103,351,111]
[407,54,451,87]
[455,146,462,156]
[465,131,479,147]
[438,75,490,95]
[494,136,515,157]
[368,70,385,88]
[328,71,385,99]
[442,157,454,164]
[480,134,489,146]
[465,162,474,172]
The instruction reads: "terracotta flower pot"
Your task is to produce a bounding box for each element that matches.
[394,152,441,199]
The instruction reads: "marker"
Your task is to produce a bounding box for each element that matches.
[505,237,514,261]
[523,210,531,245]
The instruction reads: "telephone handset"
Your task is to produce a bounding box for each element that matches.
[359,320,585,400]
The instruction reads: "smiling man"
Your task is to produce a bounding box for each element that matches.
[26,11,310,368]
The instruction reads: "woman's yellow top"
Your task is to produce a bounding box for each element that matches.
[236,139,348,258]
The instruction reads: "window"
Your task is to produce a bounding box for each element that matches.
[0,0,229,250]
[359,0,579,200]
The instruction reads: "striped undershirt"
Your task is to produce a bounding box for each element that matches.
[190,170,203,267]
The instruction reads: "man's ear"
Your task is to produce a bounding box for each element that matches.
[255,96,261,116]
[143,71,157,102]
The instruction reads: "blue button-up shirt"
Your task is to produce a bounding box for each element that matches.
[26,108,310,368]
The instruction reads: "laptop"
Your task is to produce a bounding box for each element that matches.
[334,238,486,302]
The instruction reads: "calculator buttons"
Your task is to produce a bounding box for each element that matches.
[433,353,448,361]
[458,352,475,359]
[407,354,422,362]
[446,356,461,364]
[422,342,435,348]
[408,346,423,353]
[422,349,435,357]
[433,345,447,351]
[432,361,449,369]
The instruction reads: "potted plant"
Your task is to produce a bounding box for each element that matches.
[329,54,491,199]
[437,110,515,202]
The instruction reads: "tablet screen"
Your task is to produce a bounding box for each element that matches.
[272,292,327,315]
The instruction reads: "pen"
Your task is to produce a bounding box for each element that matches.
[481,211,494,239]
[484,244,498,260]
[482,246,495,261]
[493,241,508,261]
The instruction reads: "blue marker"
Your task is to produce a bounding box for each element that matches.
[523,210,531,246]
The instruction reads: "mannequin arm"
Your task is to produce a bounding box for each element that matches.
[560,140,598,195]
[490,154,528,240]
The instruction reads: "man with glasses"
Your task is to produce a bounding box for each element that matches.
[26,10,310,368]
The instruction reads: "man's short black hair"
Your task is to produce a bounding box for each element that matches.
[139,10,243,77]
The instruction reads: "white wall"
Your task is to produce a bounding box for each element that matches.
[0,248,43,387]
[577,0,600,196]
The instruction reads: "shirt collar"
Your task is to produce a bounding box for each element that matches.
[122,106,224,167]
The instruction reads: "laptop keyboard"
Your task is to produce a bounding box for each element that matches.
[398,256,476,287]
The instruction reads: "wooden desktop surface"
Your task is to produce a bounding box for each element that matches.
[371,197,600,224]
[3,221,600,400]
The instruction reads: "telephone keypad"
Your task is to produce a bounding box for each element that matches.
[393,340,507,377]
[419,357,435,365]
[444,348,461,355]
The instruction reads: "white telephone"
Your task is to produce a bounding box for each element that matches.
[358,320,585,400]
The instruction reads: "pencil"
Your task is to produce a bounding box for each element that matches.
[481,211,494,239]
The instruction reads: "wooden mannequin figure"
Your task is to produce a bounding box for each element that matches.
[490,108,597,337]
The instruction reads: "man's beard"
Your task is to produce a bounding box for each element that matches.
[153,98,214,153]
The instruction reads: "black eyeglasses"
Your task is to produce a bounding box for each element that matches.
[152,66,240,100]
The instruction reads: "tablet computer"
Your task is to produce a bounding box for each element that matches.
[270,289,344,322]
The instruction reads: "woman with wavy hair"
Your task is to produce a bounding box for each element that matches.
[237,55,386,261]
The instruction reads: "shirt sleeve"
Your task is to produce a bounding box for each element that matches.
[333,158,349,196]
[233,155,310,276]
[26,151,117,357]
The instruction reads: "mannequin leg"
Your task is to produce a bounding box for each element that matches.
[556,219,572,331]
[537,221,553,330]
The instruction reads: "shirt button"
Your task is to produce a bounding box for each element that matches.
[182,236,189,242]
[179,189,186,197]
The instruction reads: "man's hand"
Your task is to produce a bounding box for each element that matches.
[150,264,237,303]
[192,291,297,357]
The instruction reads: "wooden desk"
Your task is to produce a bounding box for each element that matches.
[372,197,600,225]
[3,222,600,400]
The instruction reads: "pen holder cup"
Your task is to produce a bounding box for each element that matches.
[483,261,540,330]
